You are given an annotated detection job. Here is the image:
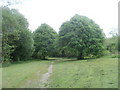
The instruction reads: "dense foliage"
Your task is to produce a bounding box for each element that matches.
[104,37,119,59]
[2,6,116,62]
[2,6,34,62]
[59,14,105,59]
[104,36,118,53]
[33,23,58,59]
[119,36,120,52]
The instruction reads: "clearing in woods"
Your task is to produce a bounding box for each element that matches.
[2,57,118,88]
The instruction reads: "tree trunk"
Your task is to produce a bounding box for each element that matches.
[77,52,84,60]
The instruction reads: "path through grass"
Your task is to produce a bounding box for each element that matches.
[2,57,118,88]
[2,60,50,88]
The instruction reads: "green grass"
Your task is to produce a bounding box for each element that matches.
[49,57,118,88]
[2,57,118,88]
[2,60,50,88]
[0,68,2,89]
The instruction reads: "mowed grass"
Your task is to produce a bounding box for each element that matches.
[49,57,118,88]
[2,57,118,88]
[2,60,50,88]
[0,68,2,89]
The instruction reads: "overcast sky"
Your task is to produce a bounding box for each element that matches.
[2,0,119,37]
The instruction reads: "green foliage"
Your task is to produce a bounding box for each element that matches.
[11,29,34,61]
[118,36,120,52]
[2,7,115,62]
[102,50,111,56]
[2,6,19,62]
[33,23,58,59]
[104,36,118,53]
[59,14,105,59]
[2,6,34,62]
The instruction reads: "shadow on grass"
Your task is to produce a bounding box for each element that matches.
[45,57,97,63]
[60,58,95,62]
[2,57,99,67]
[40,58,58,61]
[39,56,98,63]
[2,59,40,67]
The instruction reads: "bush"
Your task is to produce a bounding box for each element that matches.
[103,50,111,56]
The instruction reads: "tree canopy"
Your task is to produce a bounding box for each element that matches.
[33,23,58,59]
[59,14,105,59]
[2,6,34,62]
[2,7,115,63]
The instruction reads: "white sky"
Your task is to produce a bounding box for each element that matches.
[1,0,119,37]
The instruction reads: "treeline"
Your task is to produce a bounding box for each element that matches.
[104,34,119,55]
[2,7,119,63]
[2,7,34,63]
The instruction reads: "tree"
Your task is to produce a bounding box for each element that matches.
[2,6,19,62]
[104,36,118,53]
[104,29,119,54]
[2,6,34,62]
[33,23,58,59]
[1,0,23,7]
[11,29,34,61]
[118,36,120,52]
[59,14,105,60]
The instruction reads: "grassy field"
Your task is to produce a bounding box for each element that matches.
[0,68,2,89]
[49,57,118,88]
[2,57,118,88]
[2,60,50,88]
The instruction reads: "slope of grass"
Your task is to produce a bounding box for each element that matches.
[2,60,50,88]
[49,57,118,88]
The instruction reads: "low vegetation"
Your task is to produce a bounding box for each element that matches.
[2,60,50,88]
[49,57,118,88]
[2,57,118,88]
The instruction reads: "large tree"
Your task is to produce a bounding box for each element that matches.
[59,14,105,59]
[33,23,58,59]
[2,6,34,62]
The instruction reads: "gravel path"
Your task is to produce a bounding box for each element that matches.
[39,62,53,87]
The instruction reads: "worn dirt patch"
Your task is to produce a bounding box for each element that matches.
[39,62,53,87]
